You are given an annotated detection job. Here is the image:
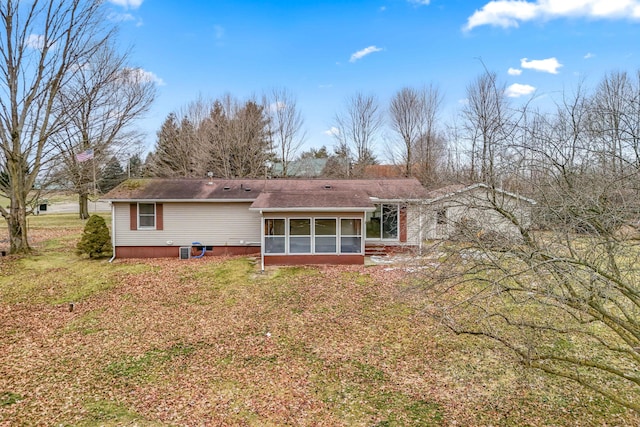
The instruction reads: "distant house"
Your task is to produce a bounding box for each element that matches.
[104,178,427,266]
[422,183,536,240]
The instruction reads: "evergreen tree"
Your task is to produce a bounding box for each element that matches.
[77,215,112,258]
[127,154,143,178]
[98,156,125,193]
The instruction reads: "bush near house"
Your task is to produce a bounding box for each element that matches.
[76,215,112,258]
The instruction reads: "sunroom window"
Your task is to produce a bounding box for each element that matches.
[314,218,337,253]
[340,218,362,253]
[289,218,311,253]
[265,219,285,253]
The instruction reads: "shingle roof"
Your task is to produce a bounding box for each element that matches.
[103,178,428,205]
[250,190,375,211]
[425,183,536,205]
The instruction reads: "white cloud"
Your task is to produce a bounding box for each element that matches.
[508,67,522,75]
[26,34,45,50]
[584,52,595,59]
[108,12,135,22]
[408,0,431,5]
[123,68,165,86]
[505,83,536,97]
[349,46,383,63]
[324,127,340,137]
[521,57,562,74]
[108,0,143,9]
[464,0,640,31]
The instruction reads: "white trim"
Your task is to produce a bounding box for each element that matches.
[260,214,365,256]
[289,217,312,254]
[313,217,338,254]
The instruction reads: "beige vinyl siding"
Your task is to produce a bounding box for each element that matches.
[423,187,532,240]
[113,202,261,247]
[405,203,423,245]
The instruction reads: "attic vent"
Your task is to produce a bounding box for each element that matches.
[323,185,332,189]
[223,186,231,191]
[244,187,251,192]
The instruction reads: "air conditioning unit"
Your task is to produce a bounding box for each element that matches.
[179,246,191,260]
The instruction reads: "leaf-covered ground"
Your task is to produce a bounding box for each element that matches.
[0,222,638,426]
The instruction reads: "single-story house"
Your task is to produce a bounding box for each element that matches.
[103,178,428,266]
[422,183,536,240]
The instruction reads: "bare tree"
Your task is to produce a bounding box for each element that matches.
[332,92,383,176]
[389,85,444,184]
[424,79,640,413]
[49,45,156,218]
[264,88,306,176]
[462,70,515,184]
[0,0,113,253]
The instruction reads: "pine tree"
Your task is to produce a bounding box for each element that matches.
[98,156,125,193]
[77,215,112,258]
[127,154,143,178]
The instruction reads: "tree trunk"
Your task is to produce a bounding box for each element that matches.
[7,203,30,254]
[79,192,90,220]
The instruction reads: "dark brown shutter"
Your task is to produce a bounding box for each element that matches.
[130,203,137,230]
[156,203,163,230]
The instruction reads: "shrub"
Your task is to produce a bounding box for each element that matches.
[77,215,112,258]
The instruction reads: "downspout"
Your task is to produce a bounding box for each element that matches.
[260,212,265,272]
[419,202,424,255]
[109,202,116,263]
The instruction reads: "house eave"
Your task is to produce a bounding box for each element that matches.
[249,207,376,213]
[103,198,257,203]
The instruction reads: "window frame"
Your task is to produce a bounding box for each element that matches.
[366,203,399,241]
[262,215,365,256]
[137,202,156,230]
[264,218,286,254]
[313,217,338,254]
[340,217,363,254]
[289,217,312,254]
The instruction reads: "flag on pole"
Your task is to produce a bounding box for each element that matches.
[75,148,94,162]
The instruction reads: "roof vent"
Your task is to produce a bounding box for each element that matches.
[323,185,332,189]
[244,187,251,192]
[223,186,231,191]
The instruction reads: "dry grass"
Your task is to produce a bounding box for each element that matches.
[0,217,638,426]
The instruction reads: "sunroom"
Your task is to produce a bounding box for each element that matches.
[250,190,375,266]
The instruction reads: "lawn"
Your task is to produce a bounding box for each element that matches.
[0,215,638,426]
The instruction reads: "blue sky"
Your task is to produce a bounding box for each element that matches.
[107,0,640,159]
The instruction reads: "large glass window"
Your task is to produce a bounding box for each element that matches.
[265,219,285,253]
[382,204,398,239]
[366,204,398,240]
[314,218,337,253]
[340,218,362,253]
[289,218,311,253]
[138,203,156,228]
